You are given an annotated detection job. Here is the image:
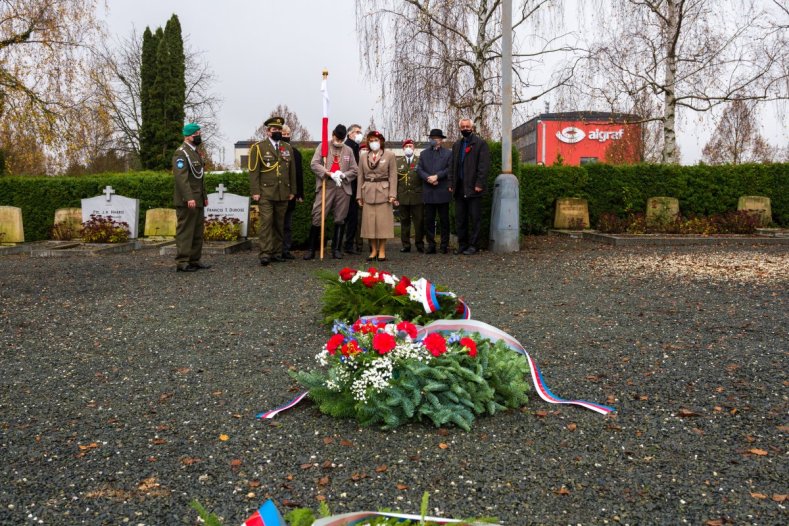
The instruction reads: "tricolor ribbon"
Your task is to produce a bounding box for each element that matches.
[258,319,613,419]
[312,510,467,525]
[242,499,286,526]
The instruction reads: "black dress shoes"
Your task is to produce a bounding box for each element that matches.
[416,245,425,253]
[189,262,212,269]
[366,255,377,262]
[400,246,411,253]
[425,245,437,254]
[176,264,197,272]
[462,246,477,255]
[259,257,270,266]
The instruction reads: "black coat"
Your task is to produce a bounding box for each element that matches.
[417,146,452,204]
[449,134,491,198]
[287,146,304,211]
[344,138,361,195]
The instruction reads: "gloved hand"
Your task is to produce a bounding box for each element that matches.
[331,172,343,187]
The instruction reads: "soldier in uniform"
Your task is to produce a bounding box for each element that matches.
[172,122,210,272]
[305,124,358,260]
[248,116,297,266]
[394,139,424,253]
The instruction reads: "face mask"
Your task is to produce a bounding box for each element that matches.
[271,131,283,141]
[281,136,291,143]
[429,139,438,147]
[191,135,202,146]
[369,142,381,152]
[460,129,472,138]
[404,147,414,156]
[333,140,344,147]
[354,133,363,144]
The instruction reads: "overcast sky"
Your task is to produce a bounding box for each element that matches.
[101,0,787,165]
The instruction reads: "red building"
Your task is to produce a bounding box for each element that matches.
[513,112,642,166]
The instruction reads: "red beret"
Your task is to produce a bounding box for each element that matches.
[402,139,414,147]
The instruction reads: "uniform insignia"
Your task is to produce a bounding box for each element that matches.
[176,159,185,169]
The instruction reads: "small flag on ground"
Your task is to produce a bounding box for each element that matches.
[242,499,285,526]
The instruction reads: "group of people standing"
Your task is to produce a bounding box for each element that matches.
[170,117,490,271]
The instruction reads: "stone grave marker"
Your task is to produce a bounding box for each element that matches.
[144,208,177,237]
[206,184,251,237]
[0,206,24,243]
[53,208,83,239]
[81,186,140,238]
[646,197,679,227]
[553,198,589,229]
[737,196,771,226]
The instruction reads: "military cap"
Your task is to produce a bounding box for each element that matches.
[182,122,201,136]
[265,116,285,129]
[402,138,414,147]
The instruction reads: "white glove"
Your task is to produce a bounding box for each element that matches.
[331,172,343,187]
[334,170,345,180]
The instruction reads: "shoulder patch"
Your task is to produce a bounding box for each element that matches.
[176,159,185,169]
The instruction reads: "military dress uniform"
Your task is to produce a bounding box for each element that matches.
[395,152,424,252]
[172,141,207,270]
[249,121,297,264]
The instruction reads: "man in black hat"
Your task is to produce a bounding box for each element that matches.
[249,116,297,266]
[305,124,358,259]
[342,123,363,254]
[417,128,453,254]
[449,118,490,255]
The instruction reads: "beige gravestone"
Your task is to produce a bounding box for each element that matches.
[53,208,83,239]
[646,197,680,227]
[144,208,177,237]
[248,204,260,237]
[737,196,771,226]
[0,206,24,243]
[553,198,590,229]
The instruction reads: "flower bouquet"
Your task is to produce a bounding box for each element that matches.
[290,317,530,431]
[318,268,467,326]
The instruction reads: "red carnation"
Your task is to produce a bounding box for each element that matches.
[339,267,356,281]
[361,276,380,288]
[373,332,397,354]
[460,337,477,357]
[326,333,345,355]
[341,340,361,356]
[397,320,418,339]
[366,267,378,275]
[352,319,363,332]
[358,322,377,334]
[423,333,447,357]
[393,276,412,296]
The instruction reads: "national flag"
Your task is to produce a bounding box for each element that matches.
[241,499,285,526]
[321,72,330,157]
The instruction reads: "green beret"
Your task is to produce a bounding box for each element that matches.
[182,123,201,136]
[264,116,284,129]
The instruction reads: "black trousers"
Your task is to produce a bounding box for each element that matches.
[454,195,482,249]
[343,186,359,249]
[424,202,449,249]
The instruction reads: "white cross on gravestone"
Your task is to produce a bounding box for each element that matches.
[103,186,116,202]
[215,183,227,200]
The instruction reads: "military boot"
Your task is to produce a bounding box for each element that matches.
[303,225,321,260]
[332,224,345,259]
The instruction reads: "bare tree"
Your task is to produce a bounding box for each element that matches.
[563,0,788,164]
[354,0,579,138]
[93,28,222,163]
[252,104,311,141]
[702,100,776,164]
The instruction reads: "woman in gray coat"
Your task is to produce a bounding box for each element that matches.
[356,131,397,261]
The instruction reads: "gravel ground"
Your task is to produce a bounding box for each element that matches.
[0,237,787,526]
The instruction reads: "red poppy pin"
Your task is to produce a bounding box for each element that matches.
[464,145,472,154]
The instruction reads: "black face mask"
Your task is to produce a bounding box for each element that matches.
[271,131,283,141]
[192,135,202,146]
[460,130,472,138]
[281,137,291,143]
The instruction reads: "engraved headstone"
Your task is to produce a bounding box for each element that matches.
[0,205,24,243]
[81,186,140,238]
[144,208,177,237]
[737,196,771,226]
[553,198,589,229]
[205,184,251,237]
[646,197,680,227]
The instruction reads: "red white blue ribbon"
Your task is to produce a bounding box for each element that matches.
[242,499,286,526]
[312,510,466,525]
[256,391,309,420]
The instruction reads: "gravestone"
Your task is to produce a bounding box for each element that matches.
[646,197,679,227]
[0,206,24,243]
[553,198,589,229]
[737,196,771,226]
[205,184,251,237]
[53,208,83,238]
[248,205,260,237]
[81,186,140,238]
[144,208,177,237]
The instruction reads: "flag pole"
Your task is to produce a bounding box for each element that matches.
[320,69,329,260]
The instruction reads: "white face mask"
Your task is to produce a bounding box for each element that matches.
[354,133,363,144]
[404,147,414,156]
[369,142,381,152]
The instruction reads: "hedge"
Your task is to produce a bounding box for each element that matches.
[2,148,786,242]
[520,162,789,232]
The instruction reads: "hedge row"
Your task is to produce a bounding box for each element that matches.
[520,162,789,232]
[1,147,786,243]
